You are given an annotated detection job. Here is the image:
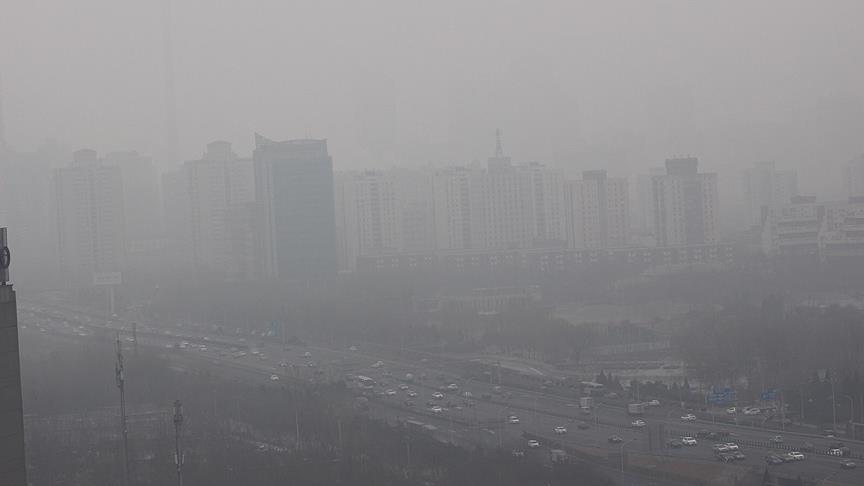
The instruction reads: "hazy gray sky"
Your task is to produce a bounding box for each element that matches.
[2,0,863,194]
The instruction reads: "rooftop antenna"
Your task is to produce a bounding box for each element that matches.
[115,332,131,486]
[494,128,504,157]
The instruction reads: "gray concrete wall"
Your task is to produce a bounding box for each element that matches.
[0,285,26,486]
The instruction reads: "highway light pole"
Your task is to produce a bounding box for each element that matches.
[173,400,184,486]
[115,333,130,486]
[620,438,637,473]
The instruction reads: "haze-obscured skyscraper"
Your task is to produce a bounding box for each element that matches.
[53,149,125,282]
[254,134,337,280]
[566,170,629,249]
[742,161,798,228]
[652,157,718,247]
[184,141,255,274]
[846,155,864,199]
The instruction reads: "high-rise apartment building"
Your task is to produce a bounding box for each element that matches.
[742,161,798,228]
[846,155,864,199]
[651,157,719,247]
[184,141,255,274]
[254,134,337,280]
[0,228,26,486]
[53,149,125,282]
[566,170,629,249]
[432,166,481,251]
[635,167,665,234]
[105,151,161,240]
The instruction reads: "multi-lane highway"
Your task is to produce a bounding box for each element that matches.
[18,300,864,485]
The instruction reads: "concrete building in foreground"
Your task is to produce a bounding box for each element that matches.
[0,228,26,485]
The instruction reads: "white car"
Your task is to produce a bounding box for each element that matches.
[743,407,761,415]
[724,443,739,451]
[385,389,397,396]
[648,399,661,406]
[430,406,443,414]
[508,415,520,424]
[432,392,444,400]
[527,439,540,448]
[447,383,459,391]
[829,448,844,456]
[303,351,312,358]
[681,414,697,422]
[269,374,280,381]
[348,345,358,351]
[726,407,737,414]
[371,360,384,368]
[682,437,698,446]
[631,420,646,428]
[786,451,805,461]
[554,426,567,435]
[398,384,409,390]
[406,390,417,397]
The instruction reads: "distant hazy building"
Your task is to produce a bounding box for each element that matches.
[432,166,482,250]
[566,170,629,250]
[742,161,798,228]
[53,149,125,282]
[651,157,719,247]
[254,134,337,280]
[105,151,161,240]
[635,167,665,235]
[846,155,864,199]
[160,169,191,264]
[0,228,27,486]
[184,141,254,275]
[762,196,864,258]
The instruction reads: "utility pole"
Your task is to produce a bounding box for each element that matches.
[132,322,138,356]
[115,332,130,486]
[173,400,184,486]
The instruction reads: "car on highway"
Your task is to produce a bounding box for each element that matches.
[631,419,646,428]
[769,435,783,444]
[682,437,698,446]
[406,390,417,397]
[681,414,697,422]
[508,415,520,424]
[446,383,459,391]
[429,405,443,413]
[398,384,409,390]
[371,360,384,368]
[269,374,280,381]
[712,444,731,453]
[303,351,312,358]
[765,454,785,465]
[732,451,746,461]
[348,345,358,351]
[608,435,623,444]
[726,407,737,414]
[432,392,444,400]
[668,440,683,449]
[647,399,661,406]
[724,443,739,451]
[527,439,540,448]
[554,426,567,435]
[385,389,397,396]
[841,460,857,469]
[511,449,525,458]
[828,447,851,457]
[785,451,805,462]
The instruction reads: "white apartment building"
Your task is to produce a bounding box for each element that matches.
[183,141,254,274]
[53,149,125,282]
[652,157,719,247]
[432,166,482,251]
[566,170,629,250]
[742,161,798,228]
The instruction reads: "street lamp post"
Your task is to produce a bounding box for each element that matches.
[620,438,637,473]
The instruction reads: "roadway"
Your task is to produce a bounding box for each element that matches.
[17,300,864,485]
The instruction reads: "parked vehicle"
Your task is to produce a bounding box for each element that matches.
[681,414,697,422]
[682,437,698,446]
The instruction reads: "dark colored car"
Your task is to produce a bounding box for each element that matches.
[732,451,746,461]
[668,440,683,449]
[717,453,735,463]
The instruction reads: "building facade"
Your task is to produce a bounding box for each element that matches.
[566,170,629,250]
[742,161,798,228]
[53,149,125,282]
[254,134,337,280]
[651,157,718,247]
